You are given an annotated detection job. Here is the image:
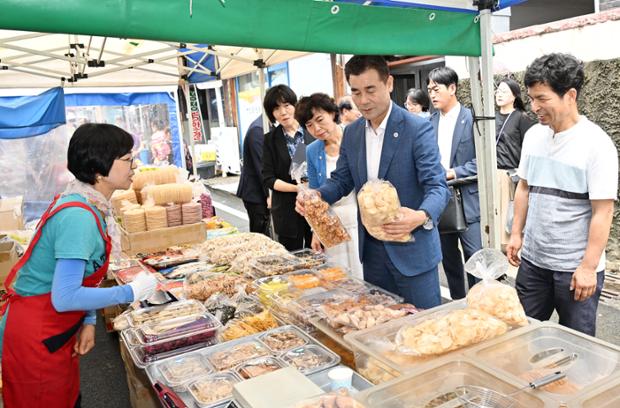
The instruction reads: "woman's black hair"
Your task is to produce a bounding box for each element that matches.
[263,85,298,124]
[67,123,134,185]
[406,88,430,112]
[524,53,584,98]
[498,77,526,111]
[295,93,340,125]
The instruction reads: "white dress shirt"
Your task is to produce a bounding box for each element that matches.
[437,102,461,170]
[365,102,392,181]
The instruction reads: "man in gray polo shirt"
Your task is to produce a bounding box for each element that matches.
[507,53,618,336]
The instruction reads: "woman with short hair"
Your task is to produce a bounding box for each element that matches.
[297,93,363,278]
[405,88,431,118]
[0,123,158,407]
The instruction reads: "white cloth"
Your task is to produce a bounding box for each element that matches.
[324,153,363,279]
[518,116,618,272]
[365,102,392,181]
[437,102,461,170]
[61,179,122,261]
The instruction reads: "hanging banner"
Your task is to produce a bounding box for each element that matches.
[188,84,205,142]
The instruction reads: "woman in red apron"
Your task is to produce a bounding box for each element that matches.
[1,124,158,408]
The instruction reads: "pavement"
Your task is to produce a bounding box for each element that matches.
[76,175,620,408]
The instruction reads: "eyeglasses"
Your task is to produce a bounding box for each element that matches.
[118,156,135,166]
[404,100,421,108]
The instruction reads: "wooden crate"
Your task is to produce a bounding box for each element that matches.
[120,222,206,256]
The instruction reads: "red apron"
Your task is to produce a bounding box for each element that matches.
[1,196,110,408]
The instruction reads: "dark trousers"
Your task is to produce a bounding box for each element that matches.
[243,200,271,237]
[277,219,312,251]
[363,237,441,309]
[516,257,605,336]
[440,221,482,300]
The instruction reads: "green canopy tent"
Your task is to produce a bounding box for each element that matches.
[0,0,504,249]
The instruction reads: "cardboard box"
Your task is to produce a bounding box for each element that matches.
[0,196,24,230]
[119,340,160,408]
[0,238,19,291]
[120,222,206,256]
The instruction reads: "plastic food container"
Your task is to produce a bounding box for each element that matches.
[467,321,620,402]
[252,275,290,306]
[114,263,151,284]
[156,352,213,392]
[285,270,322,290]
[290,249,327,269]
[187,371,241,408]
[357,357,552,408]
[327,277,404,305]
[258,326,309,353]
[572,376,620,407]
[282,344,340,375]
[124,333,218,368]
[344,300,484,376]
[135,314,221,343]
[314,264,349,282]
[249,255,302,278]
[237,356,287,379]
[206,339,272,371]
[127,299,206,327]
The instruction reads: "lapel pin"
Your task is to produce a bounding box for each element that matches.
[393,132,399,138]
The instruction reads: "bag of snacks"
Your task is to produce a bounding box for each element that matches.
[465,248,528,327]
[292,162,351,248]
[357,180,411,242]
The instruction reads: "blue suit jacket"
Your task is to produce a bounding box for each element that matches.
[306,139,328,189]
[430,105,480,223]
[318,104,451,276]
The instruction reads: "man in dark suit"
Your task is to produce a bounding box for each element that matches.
[428,66,483,300]
[296,56,450,308]
[236,115,271,236]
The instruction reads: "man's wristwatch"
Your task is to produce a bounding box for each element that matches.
[421,210,434,230]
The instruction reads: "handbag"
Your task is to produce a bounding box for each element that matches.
[438,175,477,234]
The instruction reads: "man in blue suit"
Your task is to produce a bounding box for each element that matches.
[296,56,450,308]
[428,66,482,300]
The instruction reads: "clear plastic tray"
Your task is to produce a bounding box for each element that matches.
[114,263,151,284]
[236,356,287,379]
[282,344,340,375]
[187,371,241,408]
[357,357,552,408]
[290,249,327,269]
[258,325,309,353]
[574,376,620,408]
[124,334,218,368]
[307,364,373,394]
[156,352,213,391]
[344,300,486,375]
[314,263,349,282]
[126,299,206,327]
[252,275,291,305]
[206,339,272,371]
[135,313,220,343]
[285,269,323,290]
[328,277,404,304]
[466,321,620,401]
[249,254,302,278]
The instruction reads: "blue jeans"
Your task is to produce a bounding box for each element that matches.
[362,237,441,309]
[516,257,605,336]
[440,221,482,300]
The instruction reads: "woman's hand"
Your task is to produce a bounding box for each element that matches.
[311,233,324,253]
[73,324,96,357]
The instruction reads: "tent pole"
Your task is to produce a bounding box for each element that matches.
[467,8,500,250]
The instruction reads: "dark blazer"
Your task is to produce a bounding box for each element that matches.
[262,125,314,238]
[318,103,451,276]
[430,104,480,224]
[237,116,268,204]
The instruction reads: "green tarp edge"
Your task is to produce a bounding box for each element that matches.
[0,0,481,57]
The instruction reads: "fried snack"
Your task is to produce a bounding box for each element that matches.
[467,281,528,327]
[288,273,321,290]
[396,309,508,356]
[321,301,409,333]
[316,266,348,282]
[299,190,350,248]
[357,180,410,242]
[219,310,278,342]
[185,272,249,302]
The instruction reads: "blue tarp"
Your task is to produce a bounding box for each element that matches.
[179,44,218,84]
[0,87,66,139]
[64,91,183,167]
[337,0,527,13]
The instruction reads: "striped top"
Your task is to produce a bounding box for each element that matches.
[517,117,618,272]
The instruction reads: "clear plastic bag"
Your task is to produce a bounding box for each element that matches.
[357,180,411,242]
[292,162,351,248]
[464,249,528,327]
